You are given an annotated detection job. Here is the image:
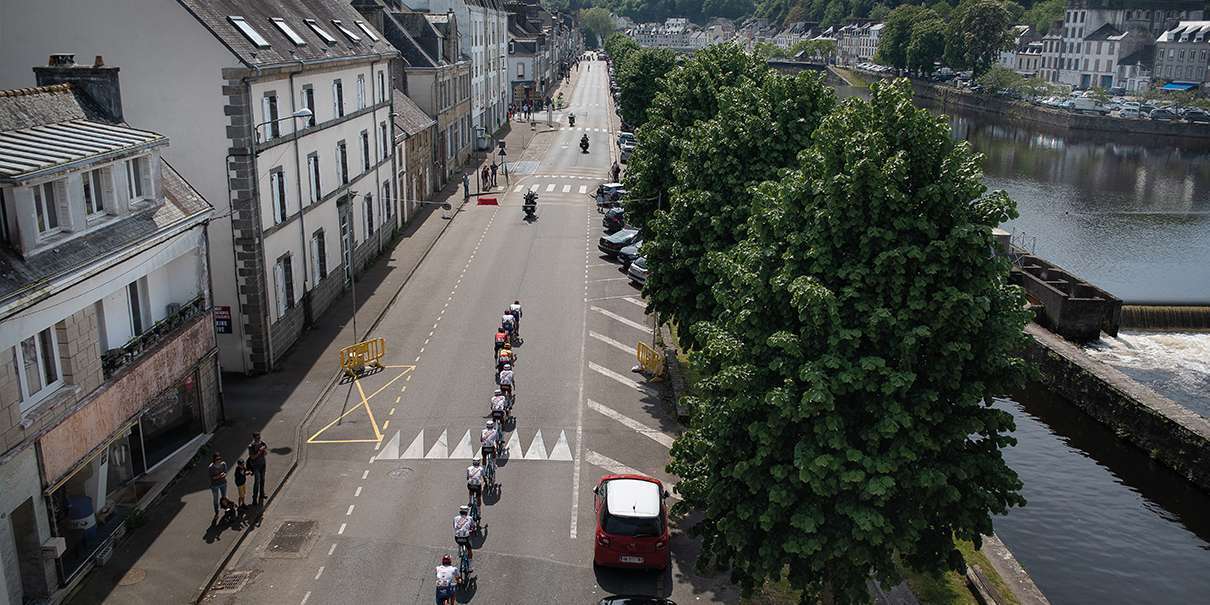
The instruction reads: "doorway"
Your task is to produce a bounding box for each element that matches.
[10,498,49,599]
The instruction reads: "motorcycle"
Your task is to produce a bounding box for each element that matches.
[580,136,590,154]
[568,113,576,127]
[523,191,537,220]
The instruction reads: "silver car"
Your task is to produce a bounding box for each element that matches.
[628,256,648,286]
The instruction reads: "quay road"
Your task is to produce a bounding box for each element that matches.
[206,61,738,604]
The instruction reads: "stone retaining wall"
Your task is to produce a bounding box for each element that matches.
[1024,323,1210,491]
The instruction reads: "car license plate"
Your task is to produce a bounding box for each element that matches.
[620,555,644,564]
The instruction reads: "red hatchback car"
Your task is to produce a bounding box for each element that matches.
[592,474,671,570]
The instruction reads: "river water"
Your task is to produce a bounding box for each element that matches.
[831,85,1210,604]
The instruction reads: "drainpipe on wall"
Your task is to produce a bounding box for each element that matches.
[288,59,312,329]
[244,65,275,372]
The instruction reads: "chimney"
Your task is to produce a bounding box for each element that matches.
[33,53,124,123]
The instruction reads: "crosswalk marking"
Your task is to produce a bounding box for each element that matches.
[514,184,524,192]
[545,183,556,192]
[588,400,675,448]
[562,184,572,193]
[525,429,549,460]
[425,429,448,458]
[579,185,588,194]
[373,429,575,462]
[590,306,653,334]
[590,361,656,393]
[589,331,637,355]
[624,297,645,309]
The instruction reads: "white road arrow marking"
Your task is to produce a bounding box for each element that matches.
[588,400,675,448]
[401,430,425,459]
[450,430,474,459]
[589,306,652,334]
[549,430,573,461]
[525,429,548,460]
[424,429,448,459]
[372,431,400,461]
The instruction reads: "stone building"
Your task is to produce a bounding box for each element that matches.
[0,0,403,374]
[0,66,218,604]
[391,91,438,221]
[1153,20,1210,86]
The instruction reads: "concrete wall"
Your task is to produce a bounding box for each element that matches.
[0,449,54,605]
[1025,323,1210,491]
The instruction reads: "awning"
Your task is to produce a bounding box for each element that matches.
[1161,82,1198,91]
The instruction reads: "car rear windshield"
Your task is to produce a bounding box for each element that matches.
[602,510,663,536]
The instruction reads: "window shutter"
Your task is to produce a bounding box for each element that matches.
[310,236,319,285]
[270,172,283,223]
[262,97,273,139]
[273,262,285,318]
[332,81,340,117]
[283,255,295,307]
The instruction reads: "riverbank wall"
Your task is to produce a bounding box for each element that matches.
[1024,322,1210,492]
[891,76,1210,143]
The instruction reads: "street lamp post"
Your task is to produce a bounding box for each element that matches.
[254,108,314,142]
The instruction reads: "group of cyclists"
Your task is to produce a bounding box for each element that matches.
[435,301,524,604]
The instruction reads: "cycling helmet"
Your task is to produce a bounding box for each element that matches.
[459,505,470,514]
[442,554,452,565]
[494,388,503,395]
[503,364,511,370]
[472,458,481,466]
[514,300,520,305]
[502,342,511,350]
[486,420,495,428]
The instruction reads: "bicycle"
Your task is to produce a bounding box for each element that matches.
[467,491,482,526]
[457,543,473,589]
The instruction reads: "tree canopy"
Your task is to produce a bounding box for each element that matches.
[665,79,1030,604]
[580,7,615,47]
[615,48,679,128]
[944,0,1017,76]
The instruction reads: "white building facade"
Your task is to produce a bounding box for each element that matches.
[0,0,403,374]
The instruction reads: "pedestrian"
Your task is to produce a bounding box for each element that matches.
[247,432,268,506]
[490,162,498,187]
[234,459,249,509]
[611,161,621,182]
[481,165,490,189]
[208,452,228,521]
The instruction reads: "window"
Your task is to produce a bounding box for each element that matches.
[311,229,328,283]
[15,327,61,412]
[229,16,270,48]
[332,19,361,43]
[305,19,337,44]
[270,168,287,224]
[379,122,389,160]
[355,21,380,42]
[360,130,371,172]
[126,157,147,200]
[271,18,306,45]
[337,141,349,185]
[333,79,345,118]
[307,153,321,203]
[377,70,386,103]
[262,93,280,139]
[128,280,146,335]
[82,168,108,218]
[383,181,392,218]
[301,85,316,127]
[364,193,375,237]
[32,182,60,236]
[517,62,525,78]
[273,254,295,318]
[356,74,366,110]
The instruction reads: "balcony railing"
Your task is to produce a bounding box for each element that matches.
[101,296,207,379]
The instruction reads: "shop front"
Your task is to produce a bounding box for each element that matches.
[36,313,218,585]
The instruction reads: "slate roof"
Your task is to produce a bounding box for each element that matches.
[0,119,164,182]
[0,160,210,302]
[0,84,84,131]
[1118,45,1155,67]
[1084,23,1124,41]
[391,91,434,136]
[383,10,443,68]
[177,0,397,66]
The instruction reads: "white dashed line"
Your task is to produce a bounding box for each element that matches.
[346,505,355,516]
[314,566,325,580]
[361,470,369,480]
[328,543,337,556]
[354,486,363,497]
[338,523,347,535]
[301,591,312,605]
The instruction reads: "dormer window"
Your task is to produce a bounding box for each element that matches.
[305,19,337,44]
[272,18,307,46]
[126,157,149,201]
[229,16,271,48]
[33,182,61,237]
[355,21,381,42]
[332,20,361,43]
[82,167,111,218]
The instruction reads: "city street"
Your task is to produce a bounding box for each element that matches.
[207,60,737,604]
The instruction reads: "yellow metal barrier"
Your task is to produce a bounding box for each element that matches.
[340,338,386,376]
[636,341,665,380]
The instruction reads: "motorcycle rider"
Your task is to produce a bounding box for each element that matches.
[568,112,576,127]
[580,134,590,152]
[523,190,538,218]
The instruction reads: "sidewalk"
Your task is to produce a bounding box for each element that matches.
[64,121,541,605]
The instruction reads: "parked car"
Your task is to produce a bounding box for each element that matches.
[592,474,670,570]
[1069,97,1108,115]
[599,596,675,605]
[1184,108,1210,123]
[603,207,625,234]
[620,142,636,163]
[1119,107,1142,119]
[628,256,648,286]
[618,240,643,269]
[617,132,637,148]
[598,228,640,257]
[1148,108,1179,121]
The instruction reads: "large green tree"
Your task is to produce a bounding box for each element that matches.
[616,48,679,127]
[1023,0,1063,34]
[668,79,1030,604]
[875,5,929,70]
[622,44,767,233]
[580,7,615,46]
[906,17,947,74]
[642,71,835,351]
[945,0,1016,76]
[604,31,640,64]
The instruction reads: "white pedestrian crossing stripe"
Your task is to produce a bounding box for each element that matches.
[579,185,588,194]
[545,184,556,192]
[562,185,572,193]
[514,185,524,192]
[371,429,575,462]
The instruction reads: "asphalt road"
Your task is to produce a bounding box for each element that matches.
[210,60,738,605]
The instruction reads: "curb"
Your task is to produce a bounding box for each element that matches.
[193,180,478,604]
